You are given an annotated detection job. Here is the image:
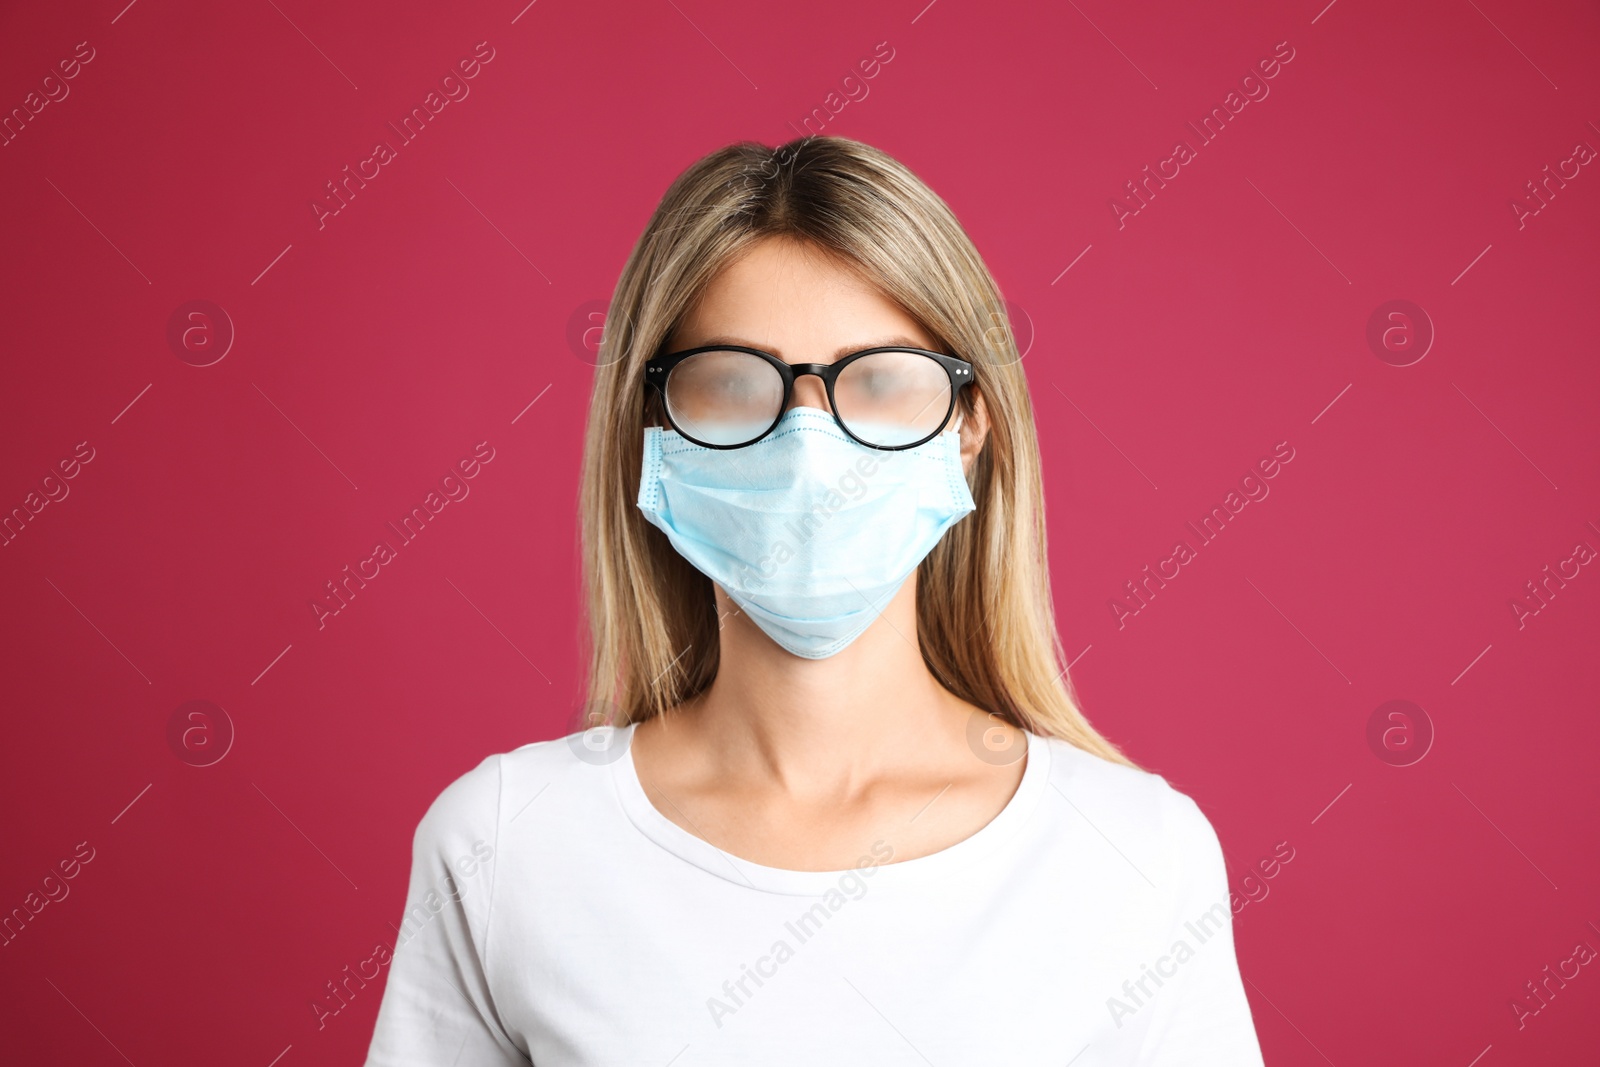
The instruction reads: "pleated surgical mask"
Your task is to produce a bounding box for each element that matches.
[637,406,975,659]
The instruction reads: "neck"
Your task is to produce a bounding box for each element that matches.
[687,574,960,794]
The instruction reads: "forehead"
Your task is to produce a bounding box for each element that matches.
[666,237,936,359]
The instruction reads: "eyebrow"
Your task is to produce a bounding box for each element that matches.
[691,335,929,359]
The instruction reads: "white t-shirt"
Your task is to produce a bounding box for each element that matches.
[362,724,1265,1066]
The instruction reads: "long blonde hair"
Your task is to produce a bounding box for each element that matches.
[578,135,1138,769]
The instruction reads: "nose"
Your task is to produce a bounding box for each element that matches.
[784,366,832,414]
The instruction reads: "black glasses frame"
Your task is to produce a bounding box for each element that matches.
[643,344,976,451]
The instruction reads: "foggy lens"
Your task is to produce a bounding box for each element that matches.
[665,350,784,446]
[833,351,951,447]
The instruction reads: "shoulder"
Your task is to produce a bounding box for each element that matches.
[1037,735,1226,897]
[411,732,601,856]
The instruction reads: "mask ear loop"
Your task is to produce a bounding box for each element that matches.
[946,401,966,435]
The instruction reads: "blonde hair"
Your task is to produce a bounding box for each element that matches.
[578,135,1138,769]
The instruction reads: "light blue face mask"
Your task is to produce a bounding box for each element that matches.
[636,406,975,659]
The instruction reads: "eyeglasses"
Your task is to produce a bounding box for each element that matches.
[644,344,975,450]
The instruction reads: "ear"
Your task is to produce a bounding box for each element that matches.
[959,387,990,475]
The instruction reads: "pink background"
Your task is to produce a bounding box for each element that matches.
[2,0,1597,1063]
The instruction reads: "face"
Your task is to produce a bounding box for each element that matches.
[659,236,989,470]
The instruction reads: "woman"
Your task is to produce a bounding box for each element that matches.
[364,136,1265,1065]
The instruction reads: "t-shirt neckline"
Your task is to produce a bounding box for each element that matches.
[609,722,1051,896]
